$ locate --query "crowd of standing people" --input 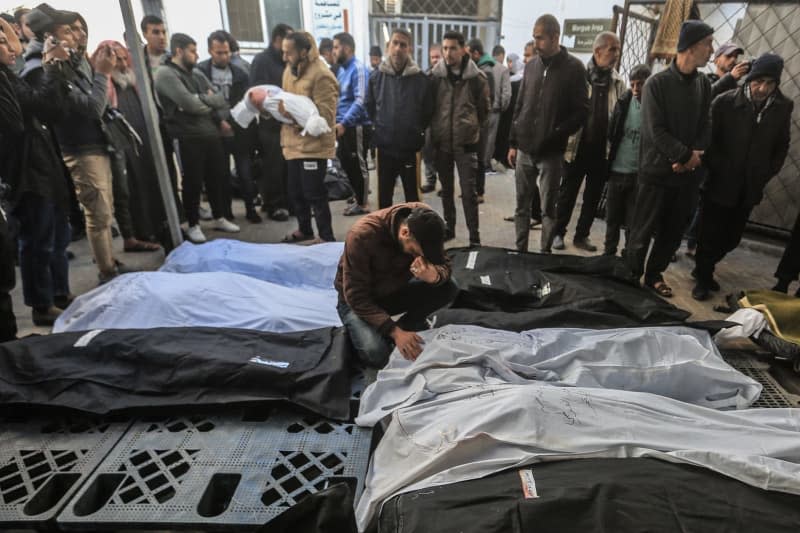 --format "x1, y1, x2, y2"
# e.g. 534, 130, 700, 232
1, 3, 799, 346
